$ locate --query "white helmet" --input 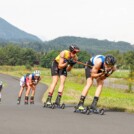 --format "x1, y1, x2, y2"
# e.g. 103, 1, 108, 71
33, 70, 41, 76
